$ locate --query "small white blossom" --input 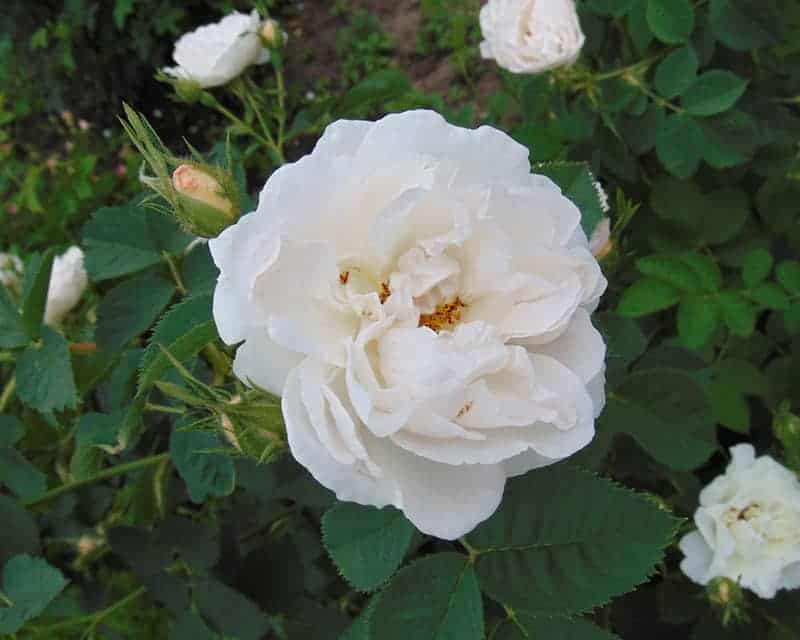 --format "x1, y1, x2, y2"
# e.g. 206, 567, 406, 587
44, 247, 88, 326
680, 444, 800, 599
163, 11, 270, 88
479, 0, 585, 74
210, 110, 606, 539
0, 252, 23, 294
